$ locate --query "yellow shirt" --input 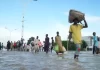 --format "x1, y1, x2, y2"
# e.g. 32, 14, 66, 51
69, 24, 83, 44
